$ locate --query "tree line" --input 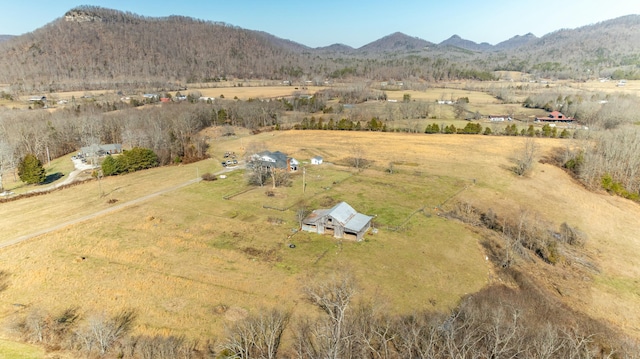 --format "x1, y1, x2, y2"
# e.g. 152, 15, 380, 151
560, 126, 640, 201
8, 269, 638, 358
292, 116, 574, 139
0, 98, 287, 185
